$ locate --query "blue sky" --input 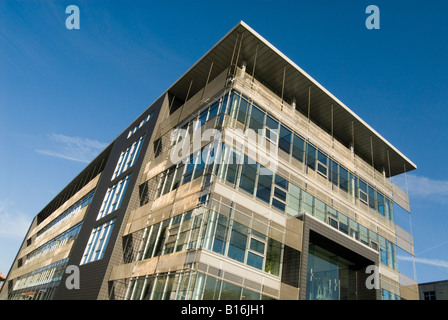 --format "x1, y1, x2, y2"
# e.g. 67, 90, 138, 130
0, 0, 447, 285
